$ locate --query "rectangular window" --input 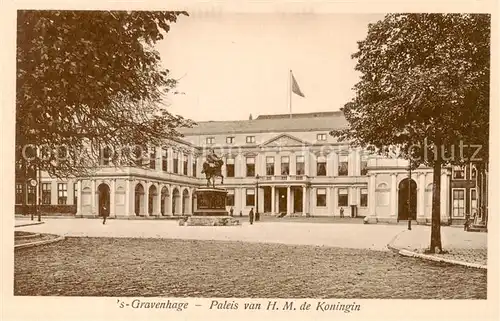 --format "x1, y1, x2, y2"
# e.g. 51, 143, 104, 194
296, 155, 305, 175
173, 152, 179, 174
42, 183, 51, 205
162, 148, 168, 172
192, 159, 197, 177
206, 137, 215, 144
470, 188, 477, 216
281, 156, 290, 175
183, 154, 188, 175
471, 165, 477, 181
317, 133, 327, 141
316, 155, 326, 176
226, 137, 235, 144
15, 183, 23, 204
452, 189, 465, 217
149, 147, 156, 169
452, 165, 465, 180
338, 188, 348, 207
266, 156, 275, 176
246, 136, 255, 144
226, 157, 235, 177
338, 155, 348, 176
57, 183, 68, 205
360, 155, 368, 176
246, 189, 255, 206
27, 186, 36, 204
73, 182, 78, 207
227, 190, 235, 206
316, 188, 327, 207
246, 157, 255, 177
360, 188, 368, 207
